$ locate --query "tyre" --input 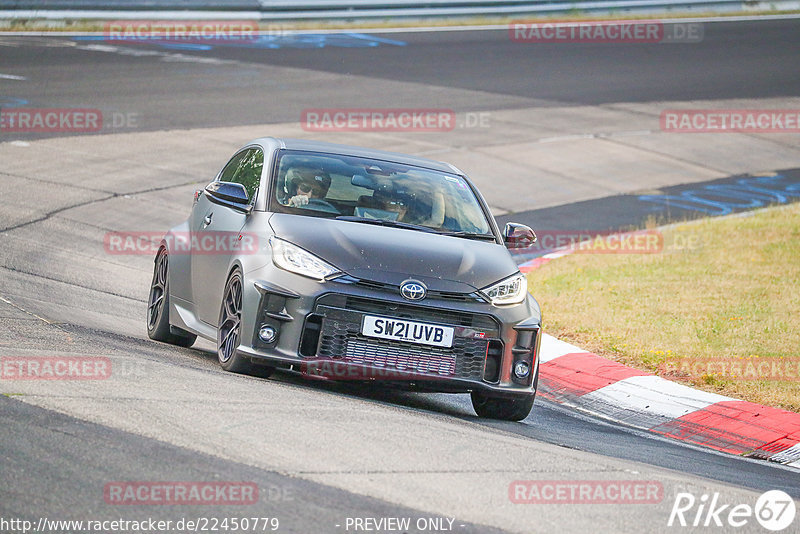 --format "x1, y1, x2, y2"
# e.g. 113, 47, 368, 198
471, 364, 539, 421
217, 269, 273, 377
147, 248, 197, 347
471, 391, 535, 421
